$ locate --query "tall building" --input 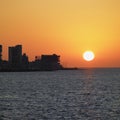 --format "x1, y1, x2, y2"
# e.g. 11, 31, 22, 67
0, 45, 2, 62
9, 45, 22, 68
